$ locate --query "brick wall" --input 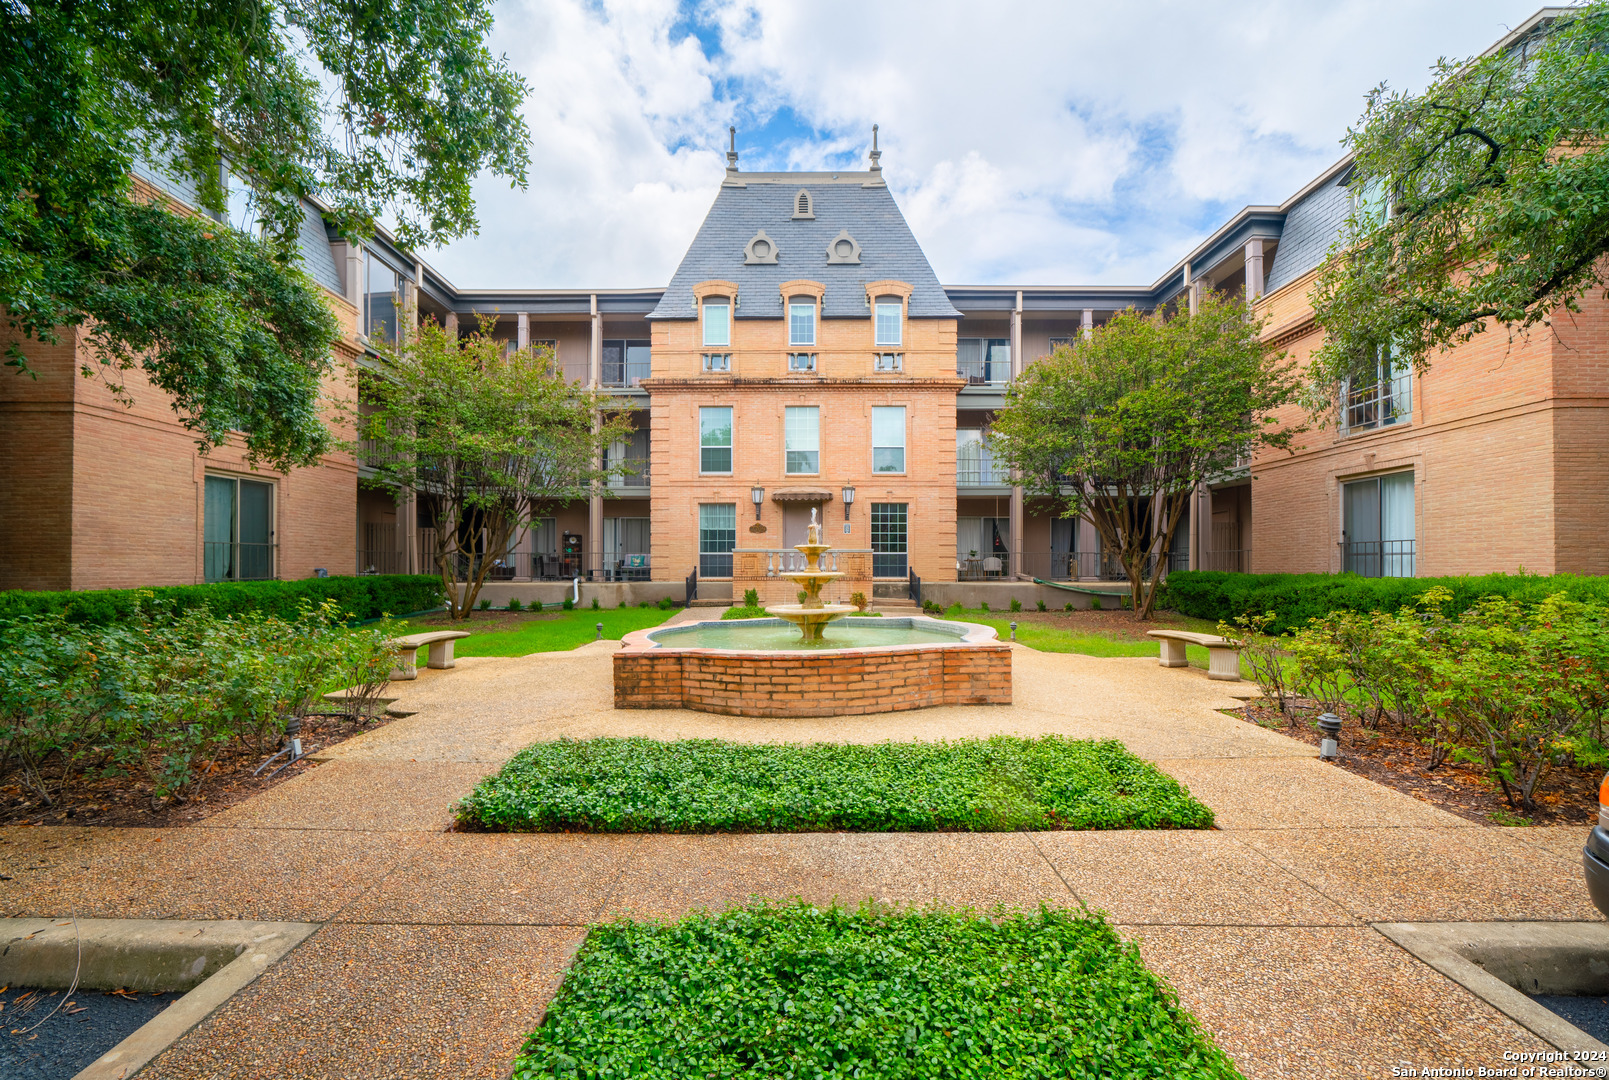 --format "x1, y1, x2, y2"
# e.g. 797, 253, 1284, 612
614, 642, 1012, 717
